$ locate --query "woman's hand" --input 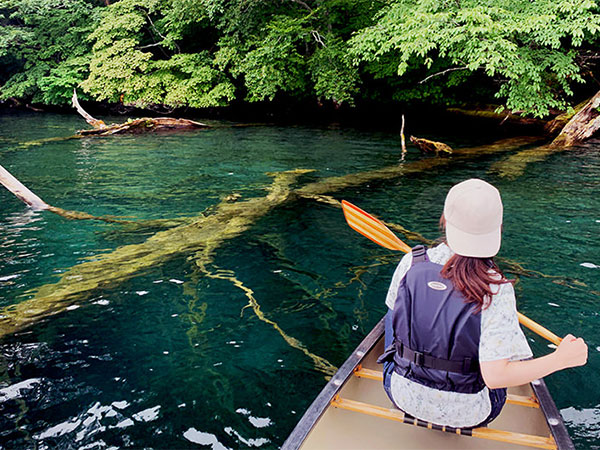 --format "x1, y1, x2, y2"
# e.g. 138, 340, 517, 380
481, 334, 588, 389
553, 334, 588, 370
